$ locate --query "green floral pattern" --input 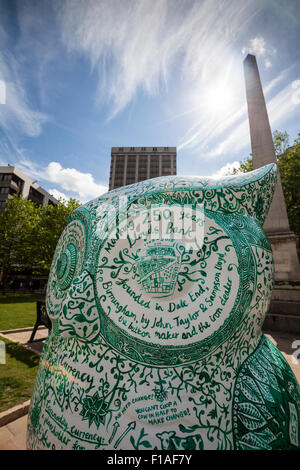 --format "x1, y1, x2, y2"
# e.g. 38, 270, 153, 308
27, 164, 300, 450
